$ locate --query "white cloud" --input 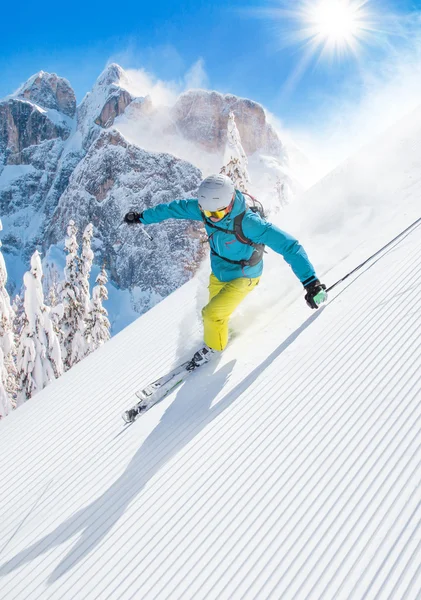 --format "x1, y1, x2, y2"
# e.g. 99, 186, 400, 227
122, 68, 178, 106
113, 58, 209, 108
184, 59, 209, 90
